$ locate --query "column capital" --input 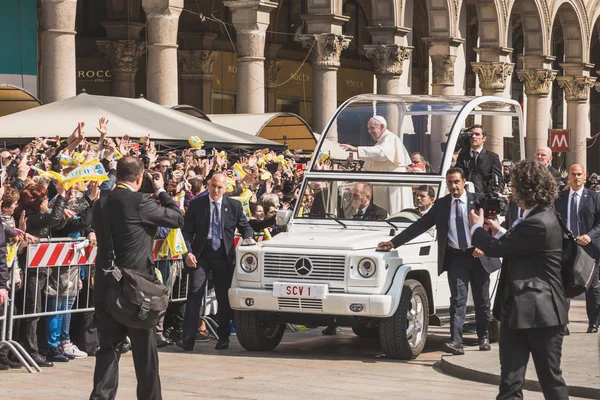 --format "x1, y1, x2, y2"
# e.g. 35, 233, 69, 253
178, 50, 217, 78
363, 44, 412, 77
431, 54, 457, 85
142, 0, 183, 16
556, 76, 596, 102
96, 40, 146, 73
516, 69, 557, 95
266, 60, 281, 85
471, 62, 514, 91
224, 1, 277, 59
299, 33, 352, 69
